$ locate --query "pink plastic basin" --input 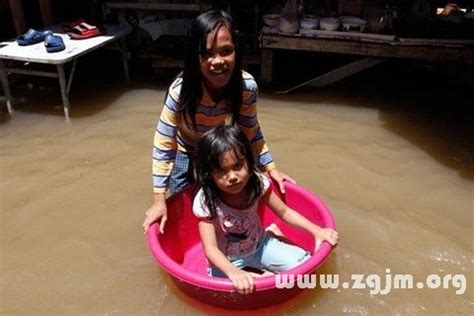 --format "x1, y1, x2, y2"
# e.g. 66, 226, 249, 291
146, 181, 336, 310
